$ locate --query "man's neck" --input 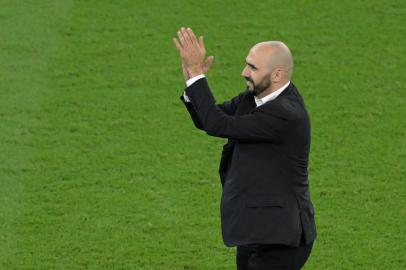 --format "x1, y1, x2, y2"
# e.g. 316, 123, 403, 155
256, 81, 290, 99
